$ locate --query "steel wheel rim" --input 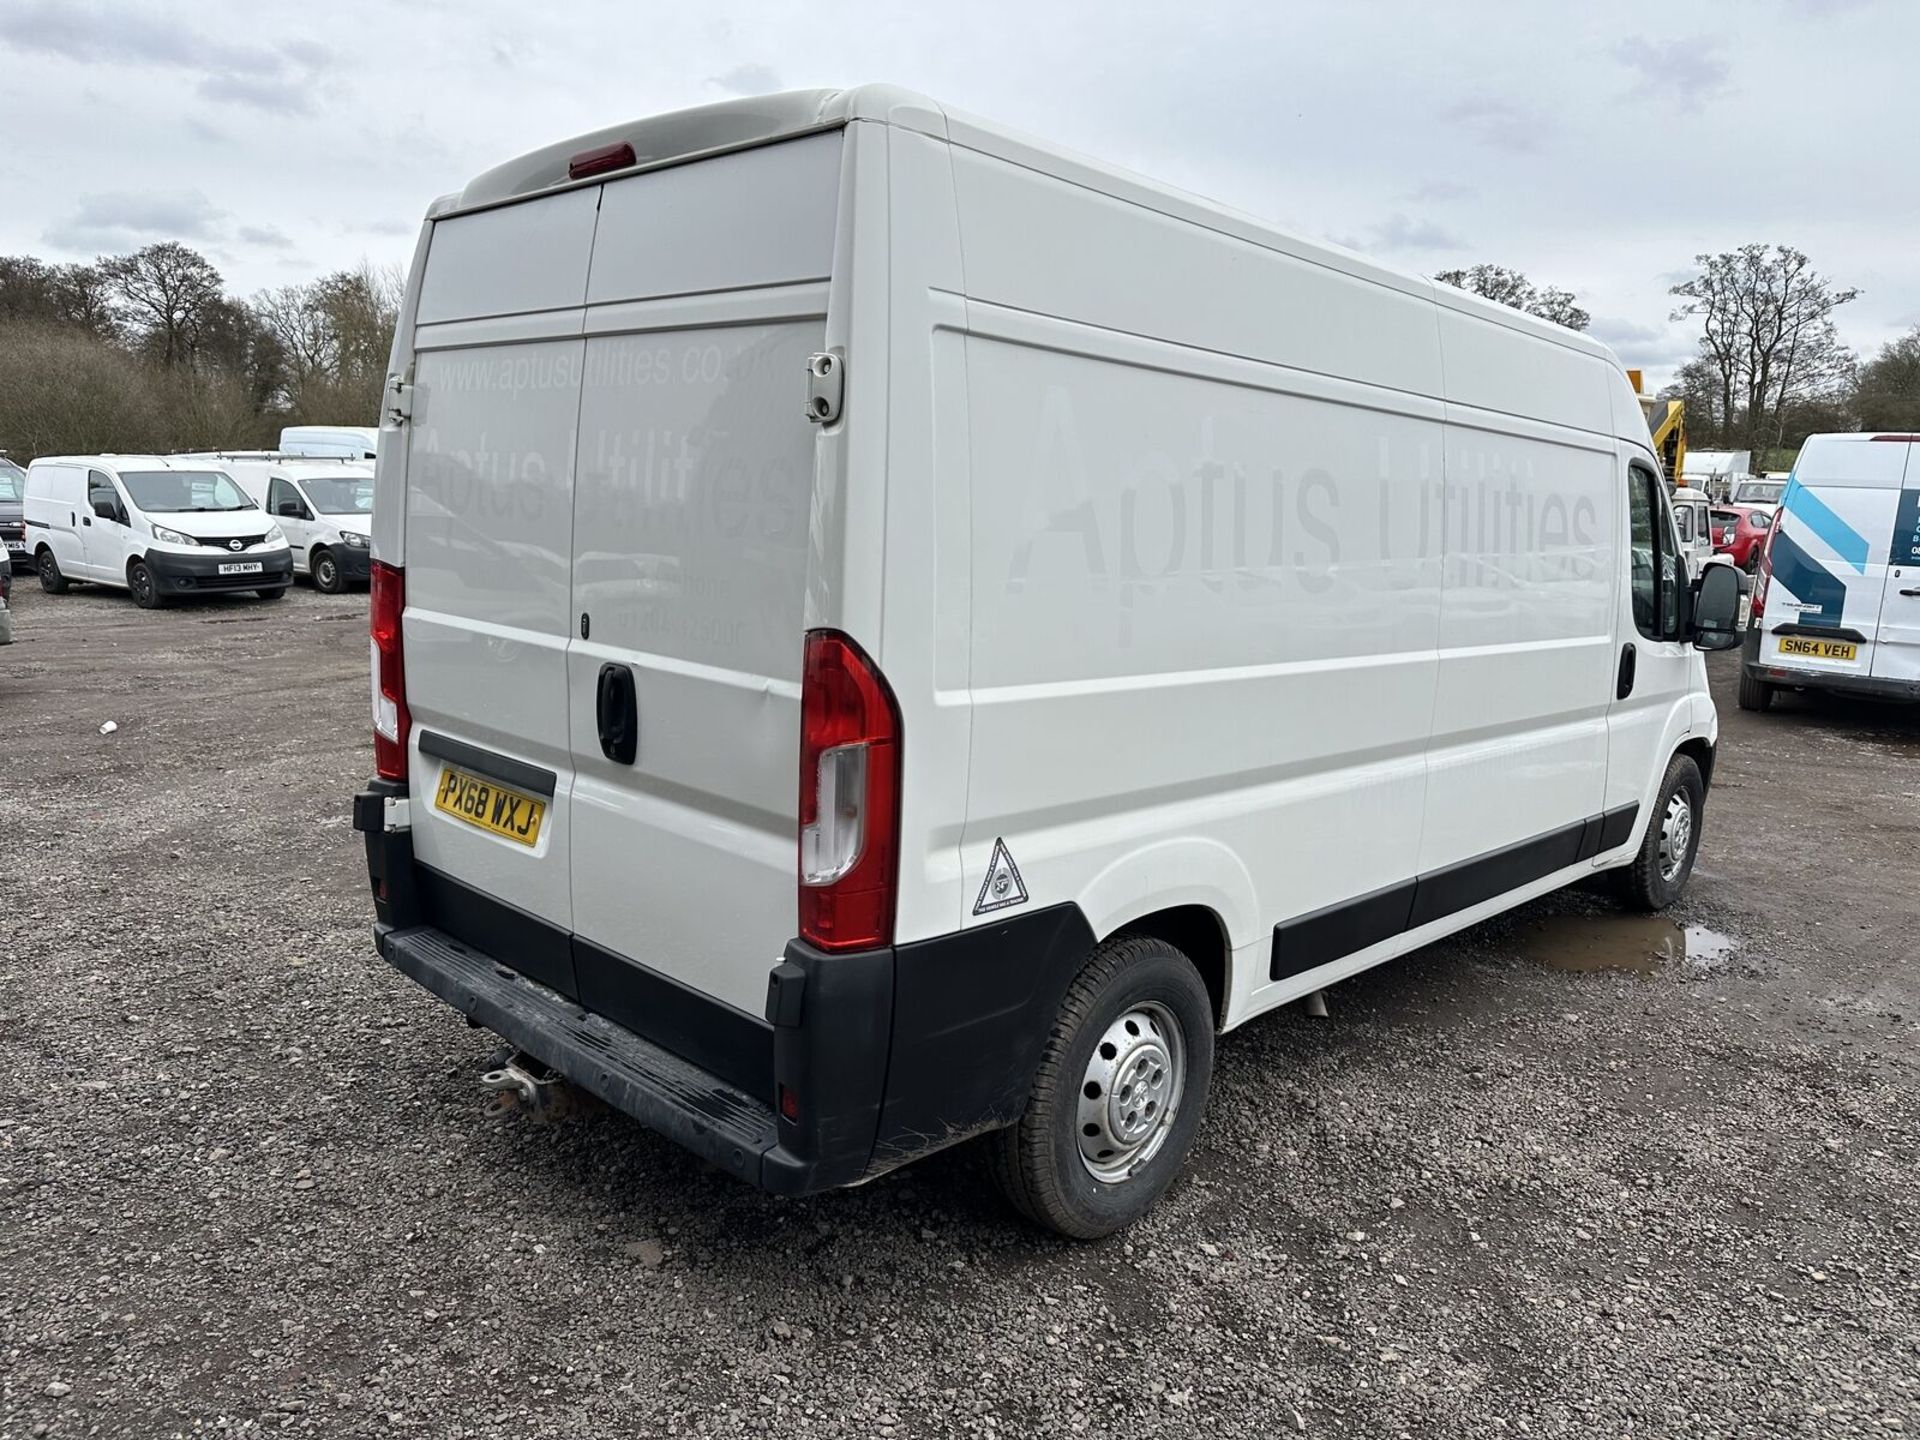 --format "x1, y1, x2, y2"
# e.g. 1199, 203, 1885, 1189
131, 565, 151, 603
1658, 791, 1694, 883
316, 554, 336, 588
1076, 1000, 1185, 1183
39, 553, 54, 584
